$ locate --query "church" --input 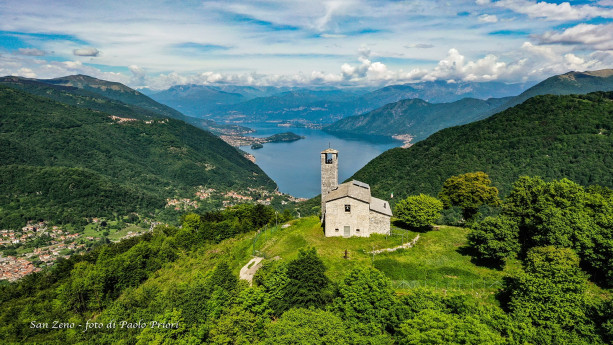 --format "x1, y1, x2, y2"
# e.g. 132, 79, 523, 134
320, 148, 392, 237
